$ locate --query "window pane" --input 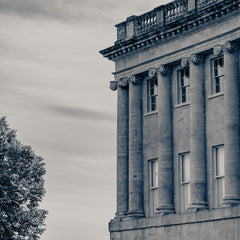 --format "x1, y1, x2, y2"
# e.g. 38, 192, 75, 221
183, 183, 190, 210
182, 154, 190, 182
151, 161, 158, 188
